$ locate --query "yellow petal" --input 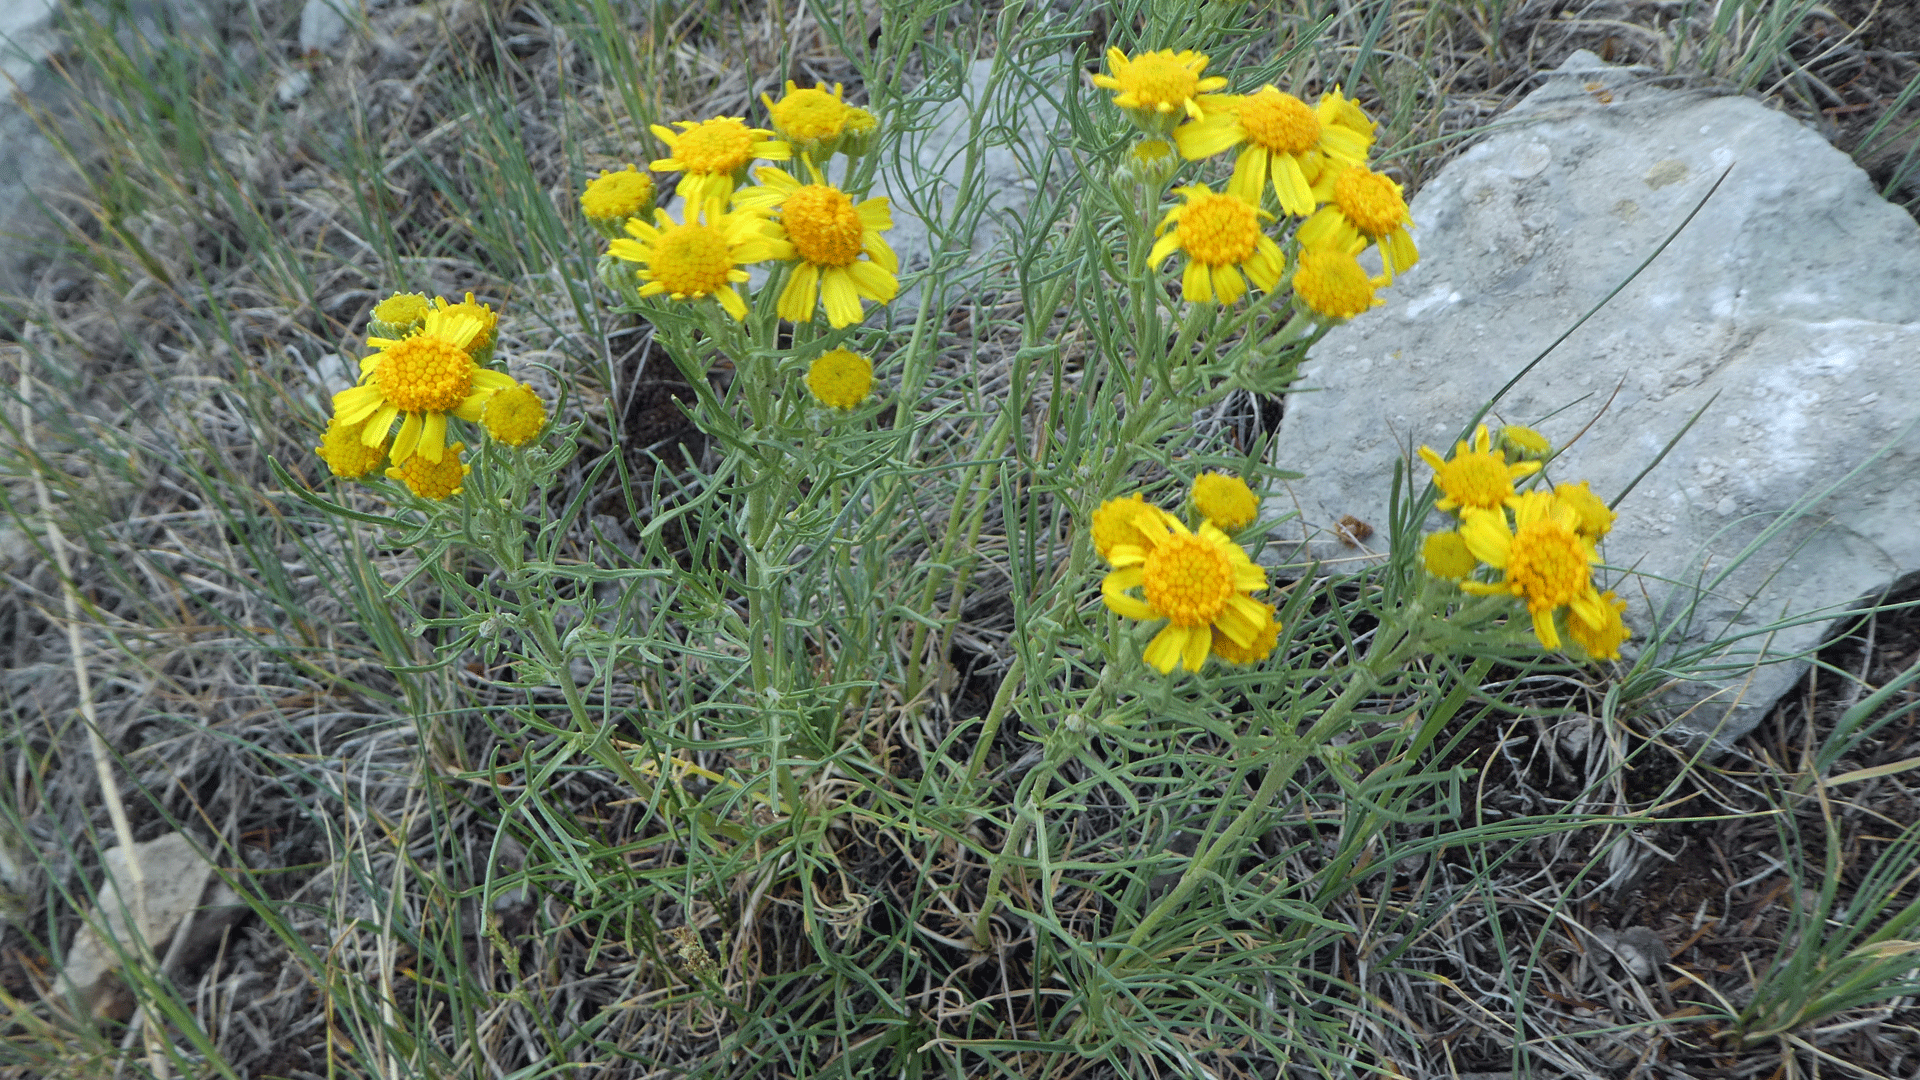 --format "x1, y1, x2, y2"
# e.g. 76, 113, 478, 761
1182, 259, 1211, 303
391, 411, 423, 465
1227, 144, 1268, 204
1181, 624, 1211, 671
846, 260, 898, 303
780, 264, 821, 322
820, 269, 863, 328
416, 412, 447, 463
717, 285, 749, 321
1142, 624, 1187, 674
360, 403, 398, 447
1272, 154, 1316, 217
